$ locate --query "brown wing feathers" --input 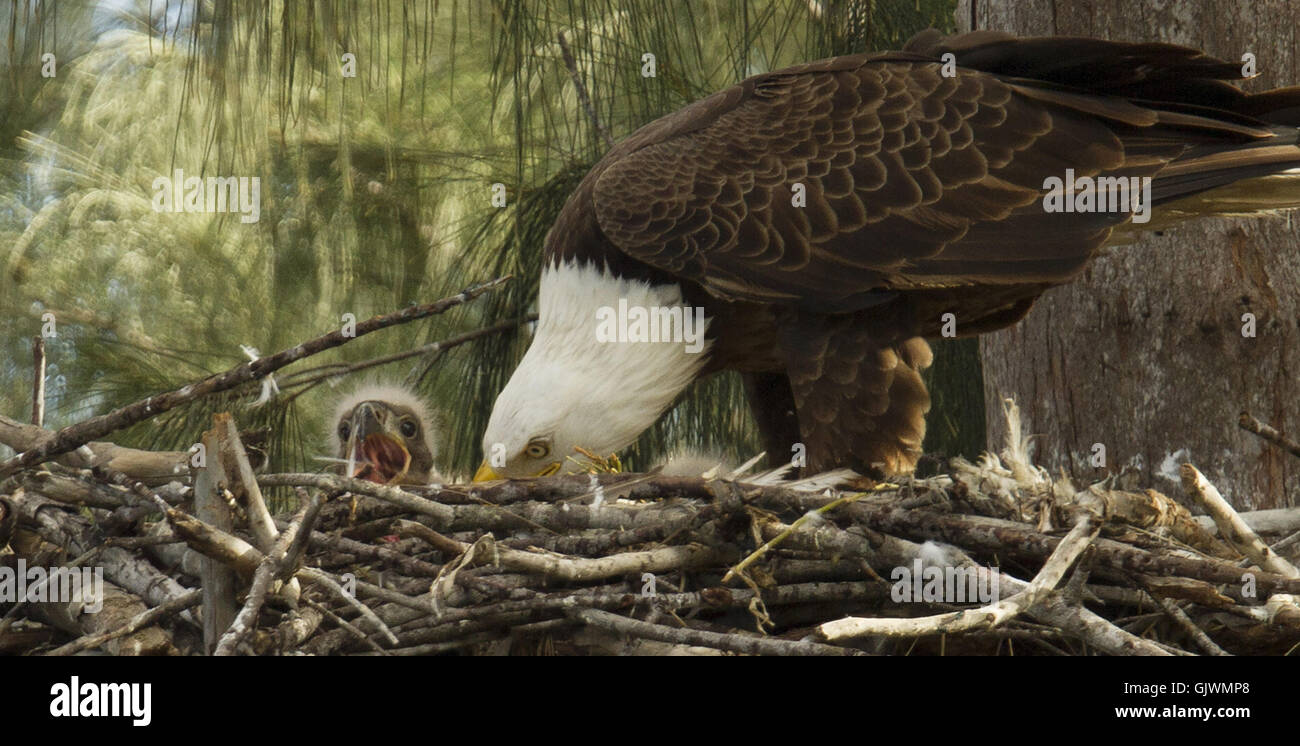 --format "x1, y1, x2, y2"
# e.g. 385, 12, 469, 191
587, 34, 1299, 310
553, 31, 1300, 476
